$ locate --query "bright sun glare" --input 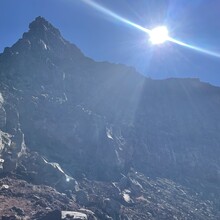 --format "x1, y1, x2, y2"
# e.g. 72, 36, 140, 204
149, 26, 169, 45
82, 0, 220, 58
